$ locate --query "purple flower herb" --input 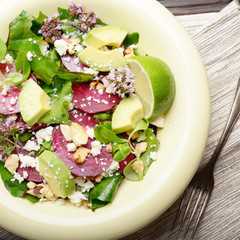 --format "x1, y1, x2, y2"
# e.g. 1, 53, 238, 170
69, 1, 98, 32
77, 11, 98, 33
39, 14, 62, 41
68, 1, 84, 17
102, 66, 136, 98
0, 115, 21, 160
